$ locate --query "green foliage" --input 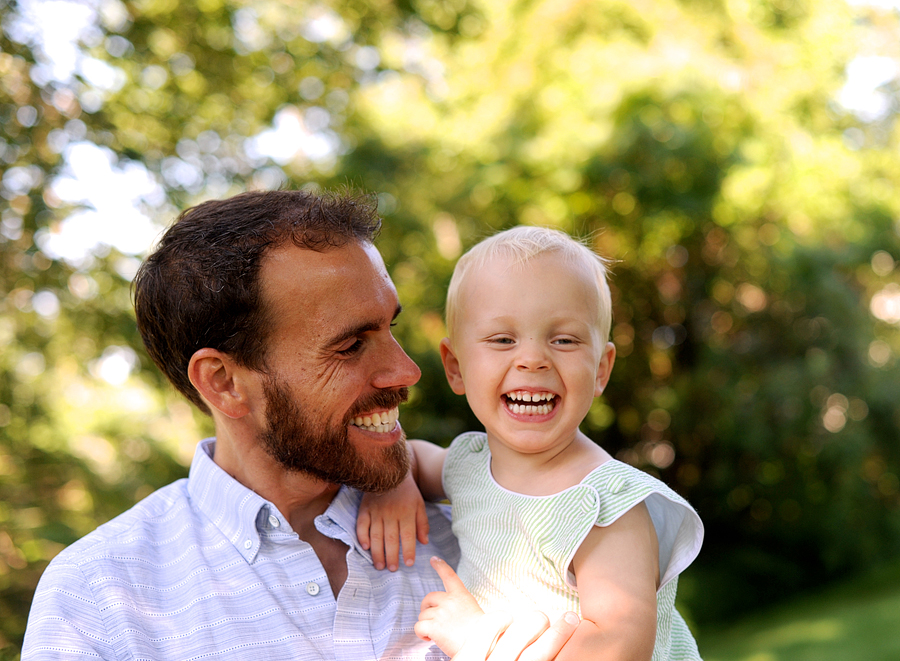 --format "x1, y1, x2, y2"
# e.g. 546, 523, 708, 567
698, 561, 900, 660
1, 0, 899, 655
